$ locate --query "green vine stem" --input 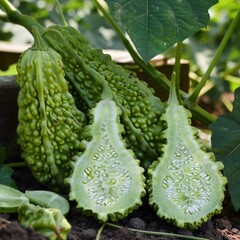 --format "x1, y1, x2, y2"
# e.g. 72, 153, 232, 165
0, 0, 44, 35
96, 223, 106, 240
93, 0, 215, 126
173, 41, 183, 104
5, 162, 26, 168
188, 9, 240, 103
55, 0, 68, 26
105, 223, 209, 240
